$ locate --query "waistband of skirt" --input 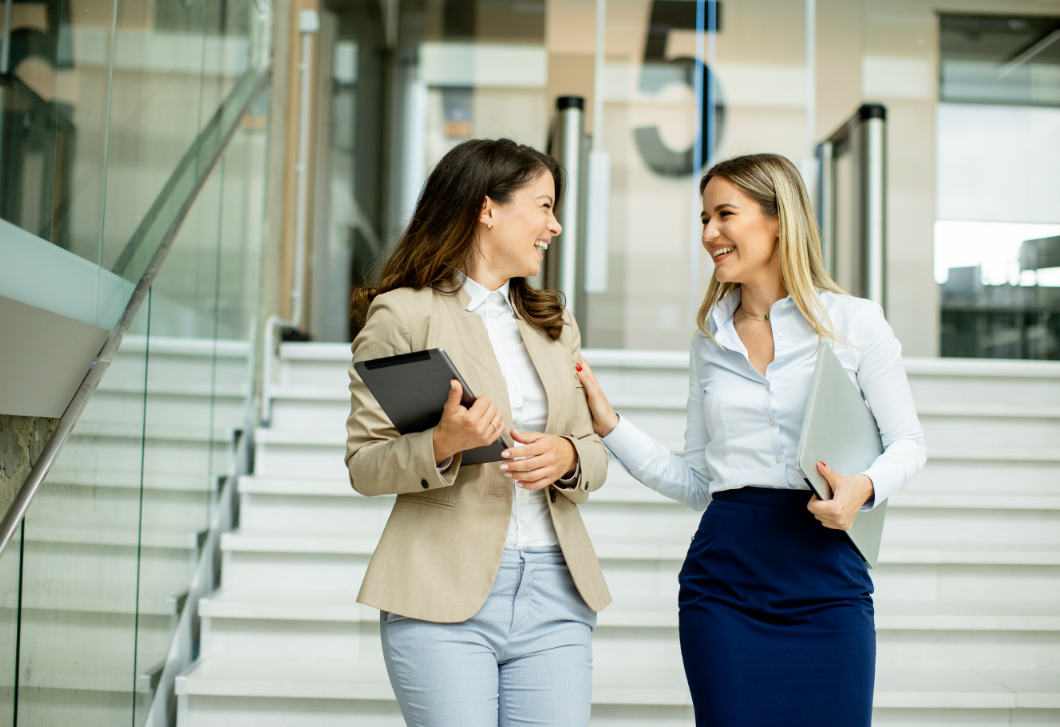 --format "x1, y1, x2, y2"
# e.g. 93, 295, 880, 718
501, 545, 565, 565
712, 486, 814, 508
